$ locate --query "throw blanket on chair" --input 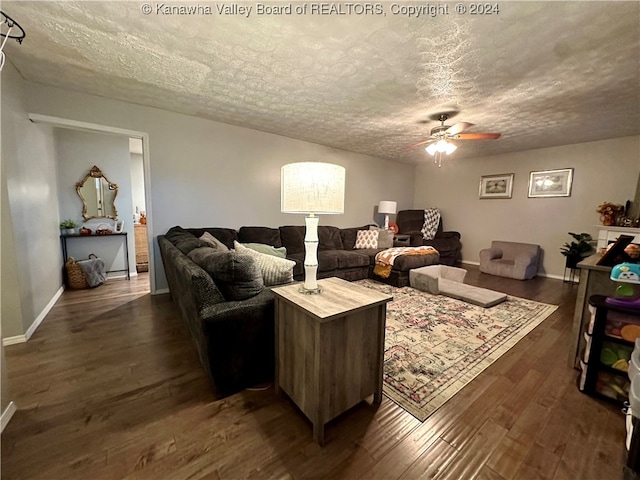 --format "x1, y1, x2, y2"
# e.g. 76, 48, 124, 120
373, 246, 439, 278
421, 208, 441, 240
